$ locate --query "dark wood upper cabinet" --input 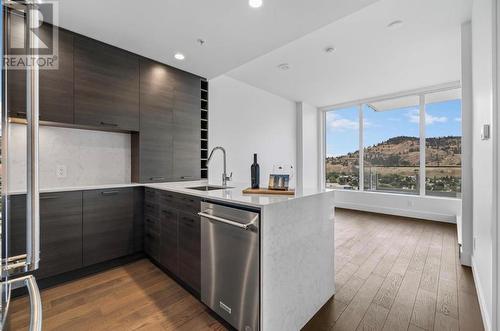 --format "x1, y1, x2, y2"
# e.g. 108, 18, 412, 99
82, 188, 135, 266
5, 192, 83, 279
74, 36, 140, 131
172, 70, 201, 181
133, 60, 201, 183
133, 59, 175, 183
6, 13, 74, 124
